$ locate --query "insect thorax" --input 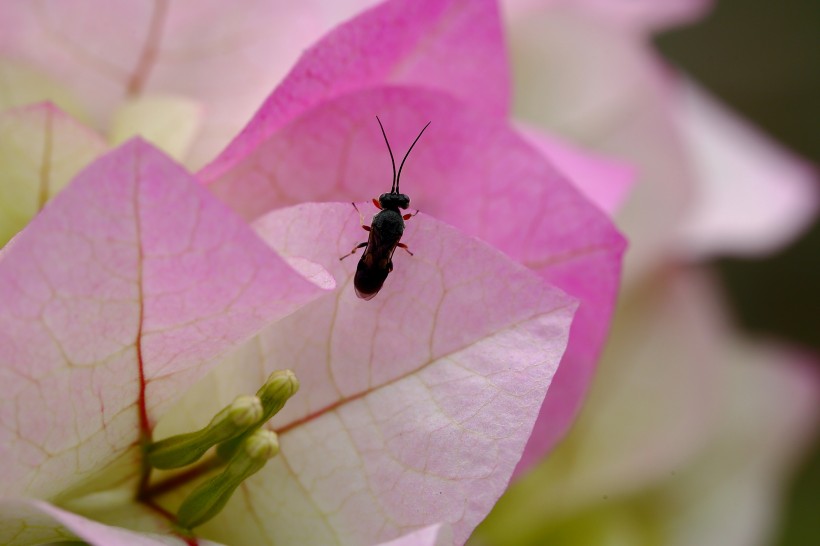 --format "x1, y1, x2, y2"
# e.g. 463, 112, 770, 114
372, 209, 405, 242
378, 192, 410, 210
